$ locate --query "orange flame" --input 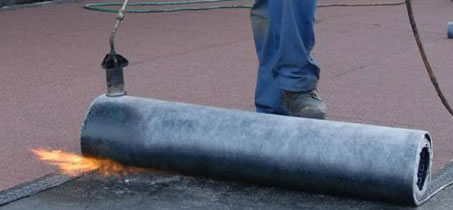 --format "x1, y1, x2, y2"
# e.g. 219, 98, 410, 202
31, 149, 142, 176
